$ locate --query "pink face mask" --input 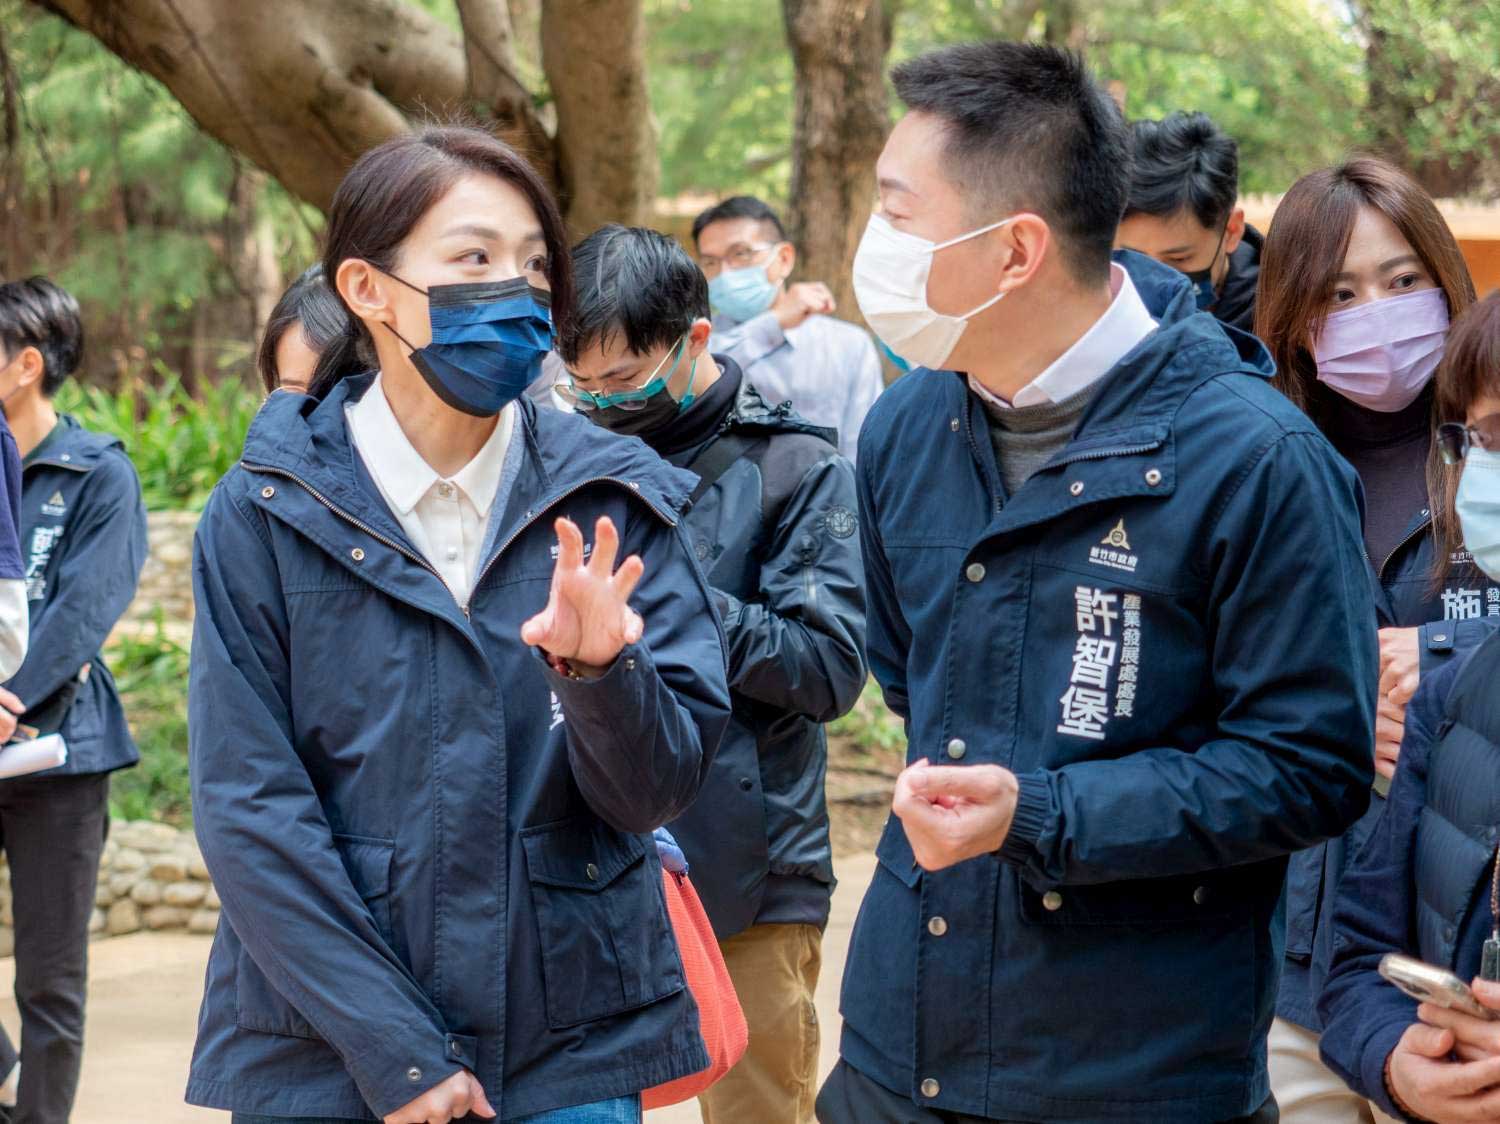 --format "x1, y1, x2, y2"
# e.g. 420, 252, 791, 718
1313, 287, 1450, 413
